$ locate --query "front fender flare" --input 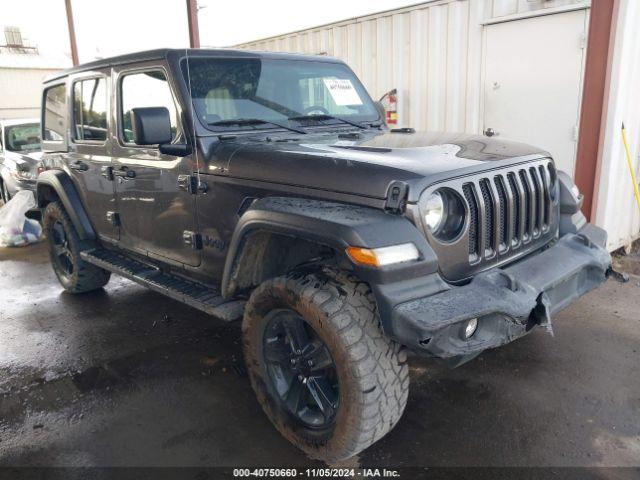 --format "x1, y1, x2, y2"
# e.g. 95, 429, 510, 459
36, 170, 96, 240
221, 197, 438, 298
